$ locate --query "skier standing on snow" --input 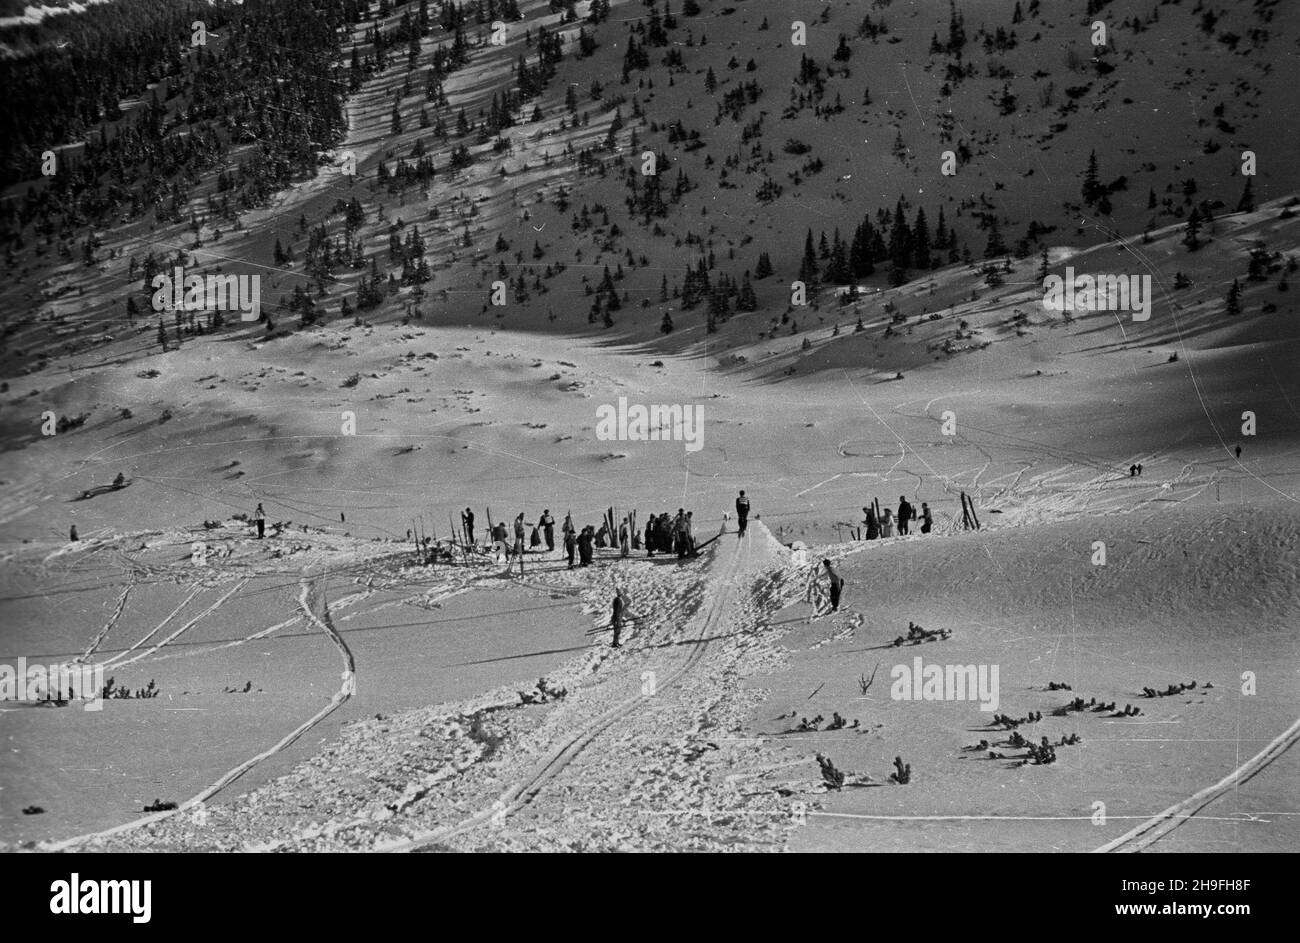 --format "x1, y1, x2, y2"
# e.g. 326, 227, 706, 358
610, 590, 625, 648
513, 513, 527, 558
736, 490, 750, 535
897, 496, 914, 536
564, 526, 577, 568
540, 509, 556, 552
